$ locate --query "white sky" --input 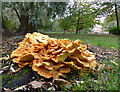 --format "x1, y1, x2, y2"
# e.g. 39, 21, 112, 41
69, 0, 113, 2
93, 17, 106, 30
96, 16, 106, 25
